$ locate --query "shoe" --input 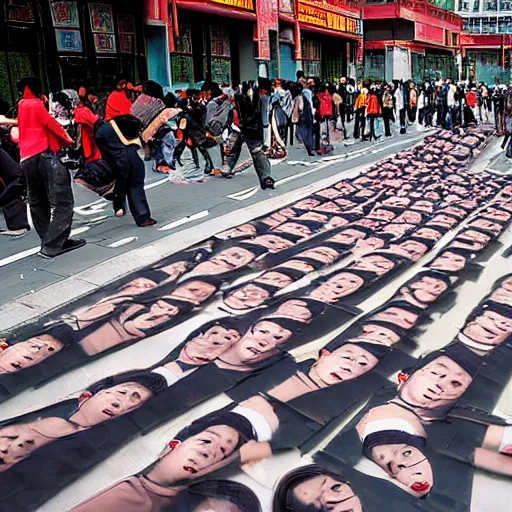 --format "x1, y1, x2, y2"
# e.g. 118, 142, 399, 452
0, 228, 29, 236
40, 238, 86, 258
155, 165, 171, 174
221, 169, 235, 178
137, 218, 157, 227
261, 177, 275, 190
203, 167, 213, 175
